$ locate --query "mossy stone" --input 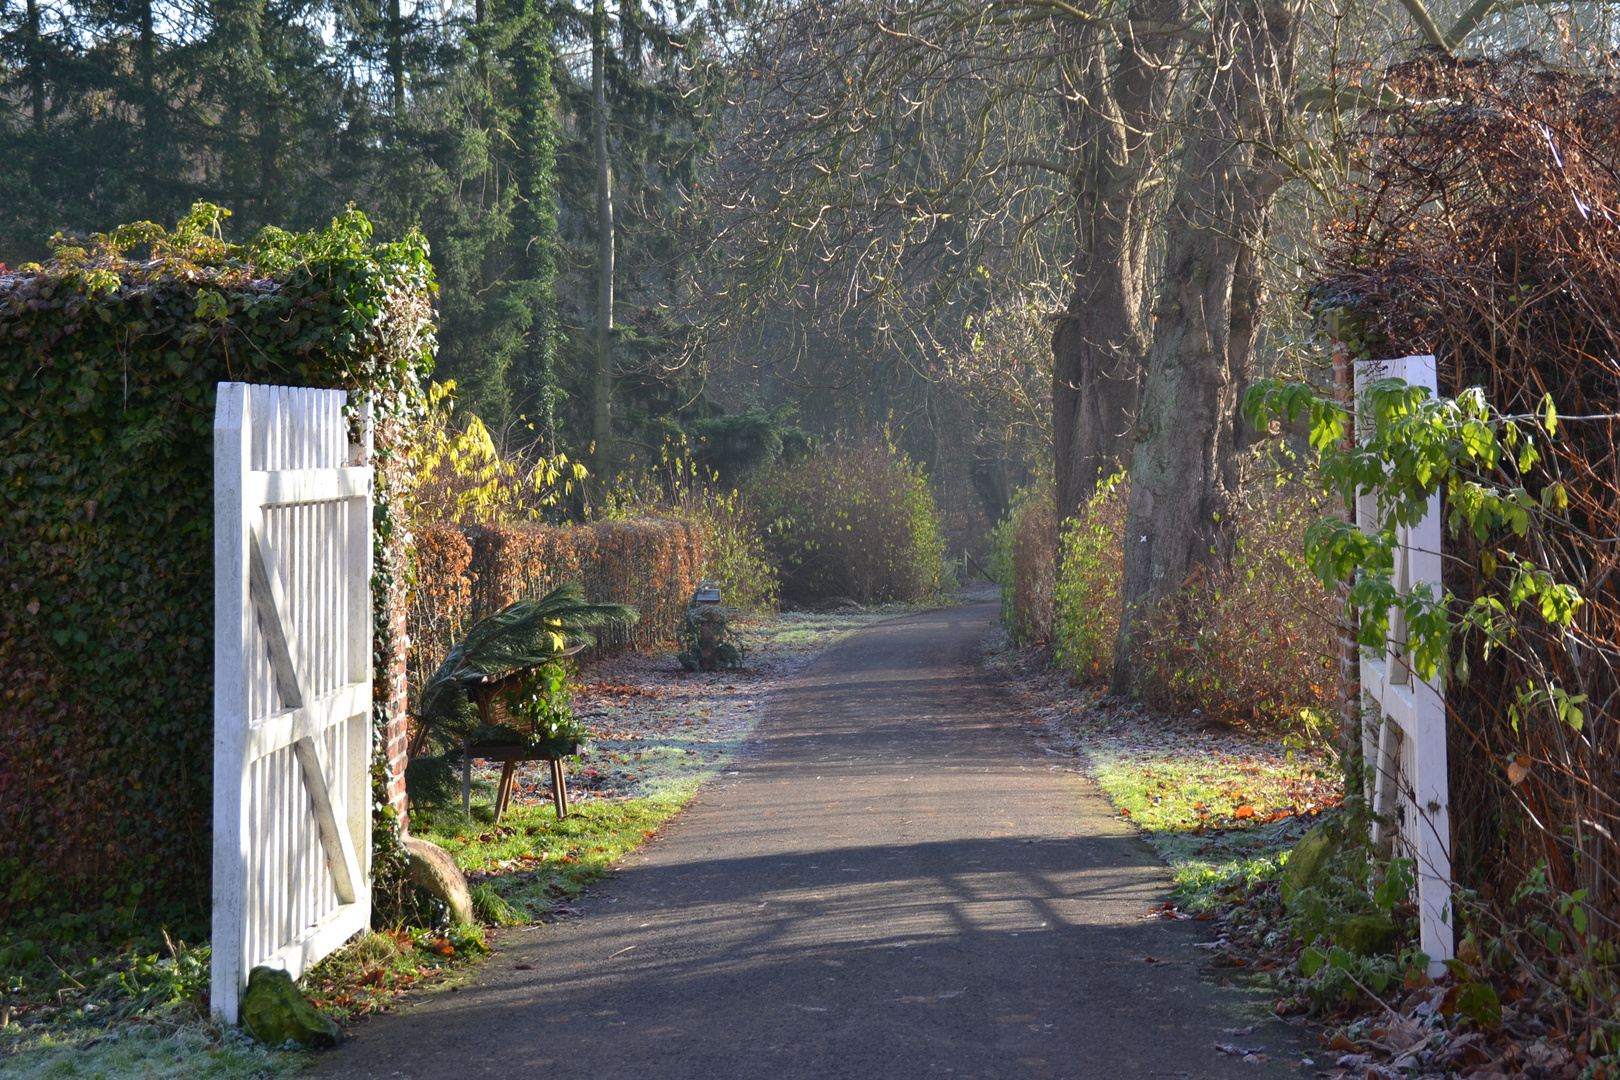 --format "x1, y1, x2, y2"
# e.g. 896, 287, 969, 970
1336, 914, 1398, 957
1281, 823, 1339, 908
241, 966, 342, 1048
